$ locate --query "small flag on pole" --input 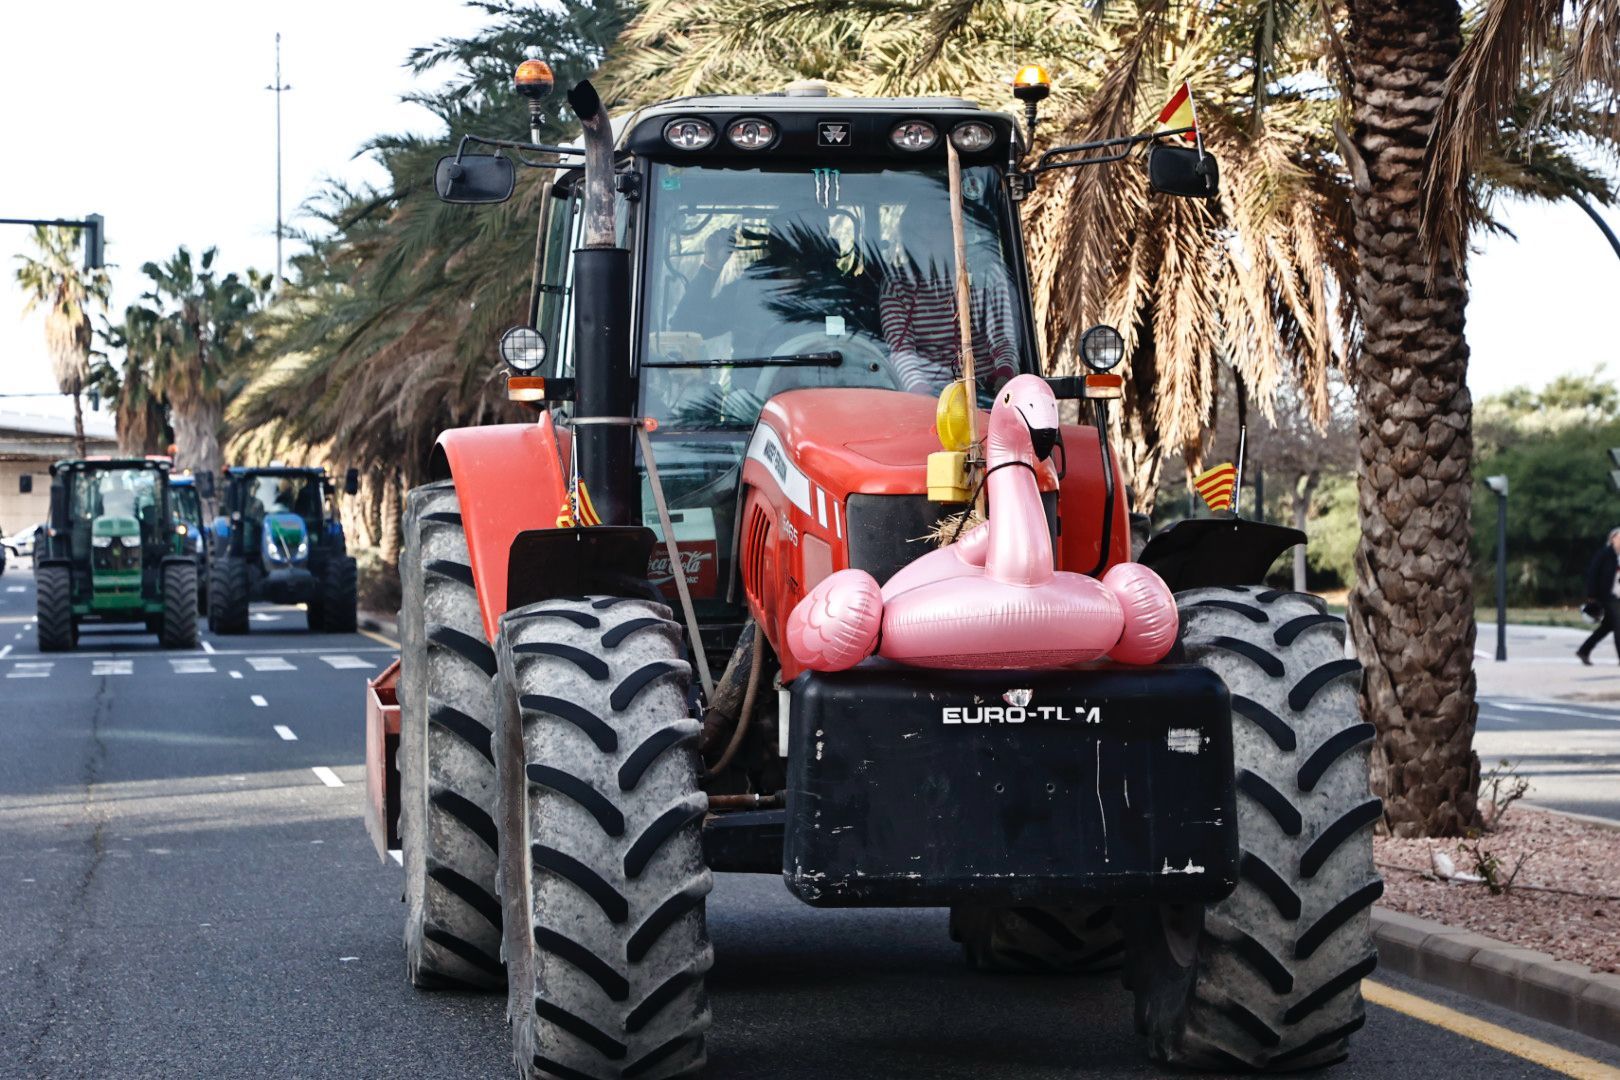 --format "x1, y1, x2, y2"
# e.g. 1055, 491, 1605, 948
556, 481, 603, 528
1156, 81, 1199, 145
1192, 462, 1237, 513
